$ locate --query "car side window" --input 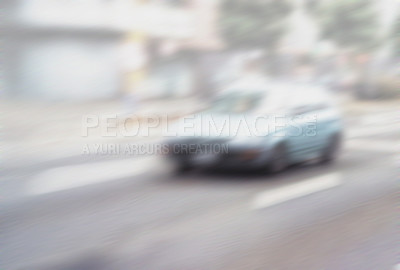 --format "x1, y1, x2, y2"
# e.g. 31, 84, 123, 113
290, 102, 329, 116
313, 103, 330, 111
290, 105, 313, 116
